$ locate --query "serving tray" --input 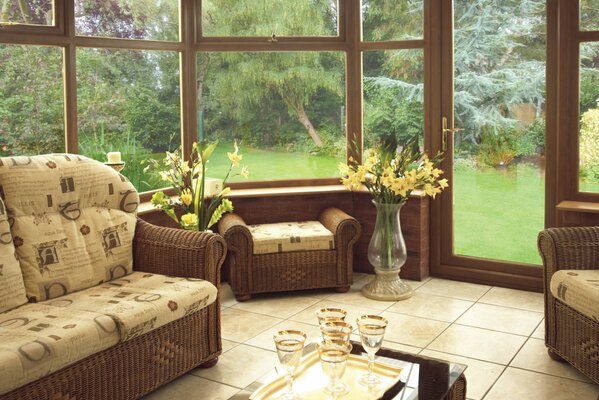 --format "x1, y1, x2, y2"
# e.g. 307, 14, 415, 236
250, 350, 403, 400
